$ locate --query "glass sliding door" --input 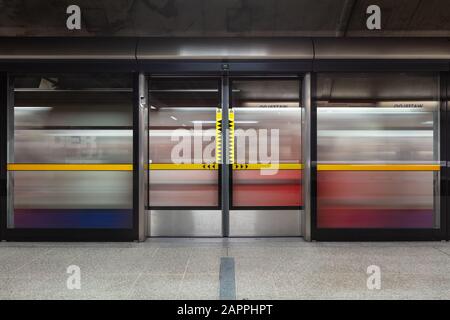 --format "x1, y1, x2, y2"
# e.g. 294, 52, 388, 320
229, 78, 303, 236
148, 77, 222, 236
315, 73, 441, 230
8, 73, 133, 230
